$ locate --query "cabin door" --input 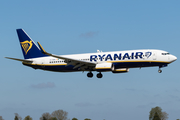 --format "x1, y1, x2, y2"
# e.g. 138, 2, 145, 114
153, 52, 157, 60
41, 59, 45, 68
